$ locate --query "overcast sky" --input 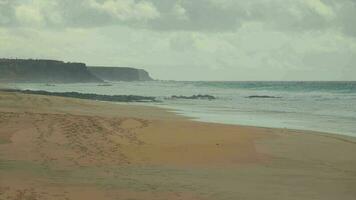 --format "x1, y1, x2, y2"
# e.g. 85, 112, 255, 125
1, 0, 355, 80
